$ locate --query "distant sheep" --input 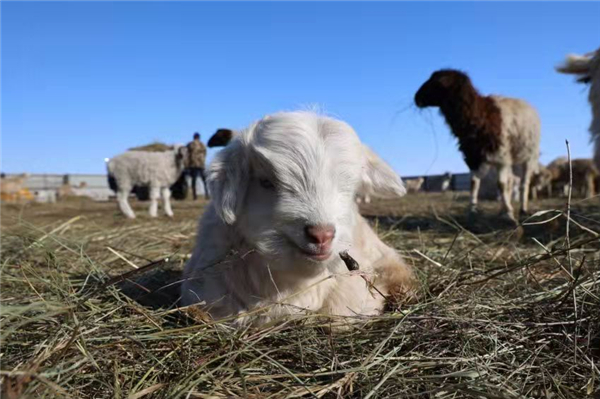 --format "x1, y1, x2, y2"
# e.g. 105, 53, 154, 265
557, 48, 600, 169
415, 69, 541, 221
545, 158, 598, 198
34, 190, 57, 204
440, 172, 452, 192
207, 129, 237, 148
405, 177, 425, 193
107, 147, 188, 218
530, 163, 553, 200
181, 111, 415, 327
